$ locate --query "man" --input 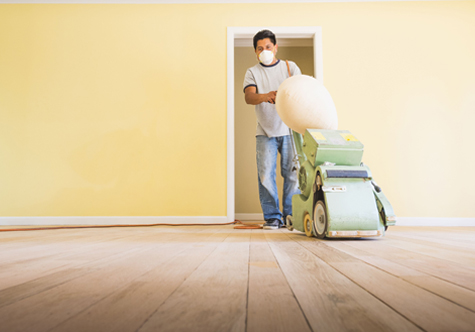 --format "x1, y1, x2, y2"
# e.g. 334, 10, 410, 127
243, 29, 301, 230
